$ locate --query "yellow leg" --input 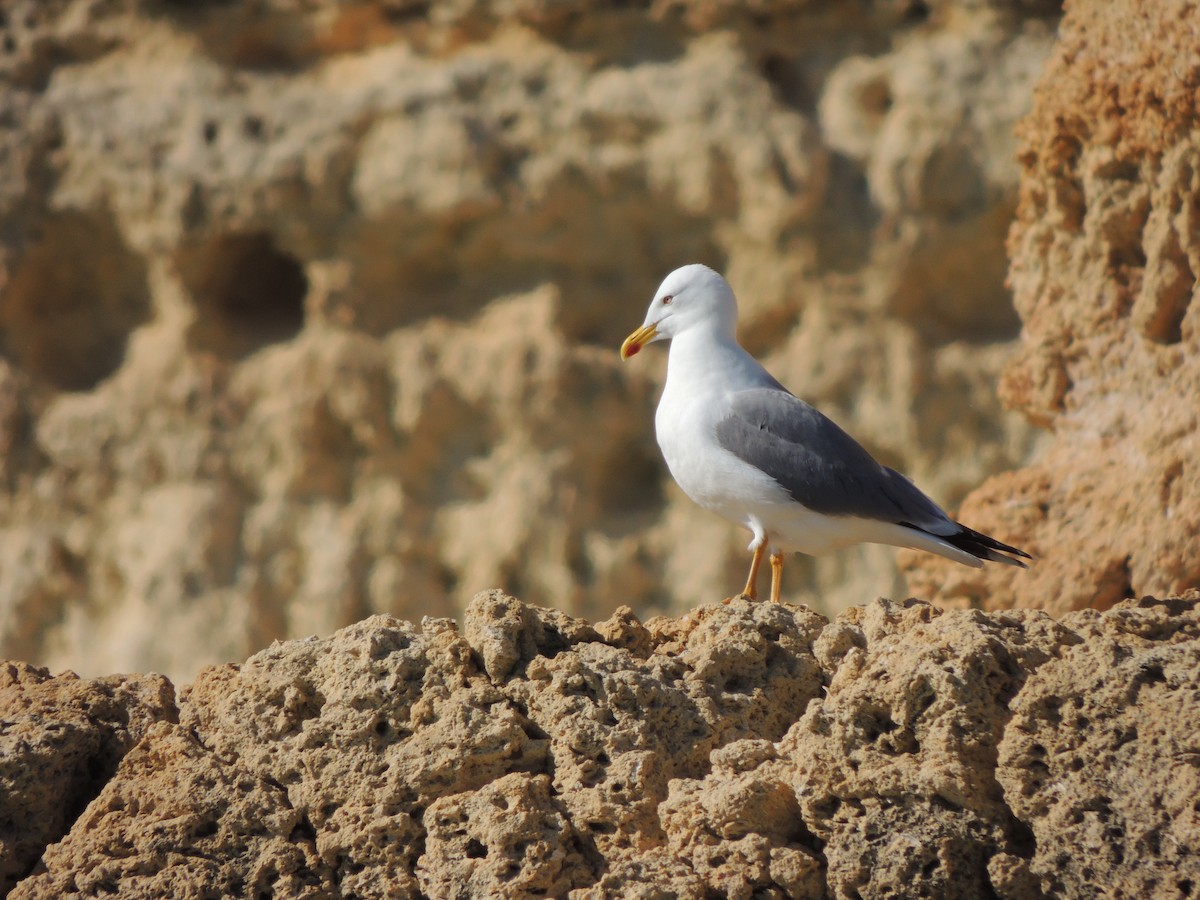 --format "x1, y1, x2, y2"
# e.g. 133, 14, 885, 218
769, 552, 784, 603
741, 542, 766, 601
